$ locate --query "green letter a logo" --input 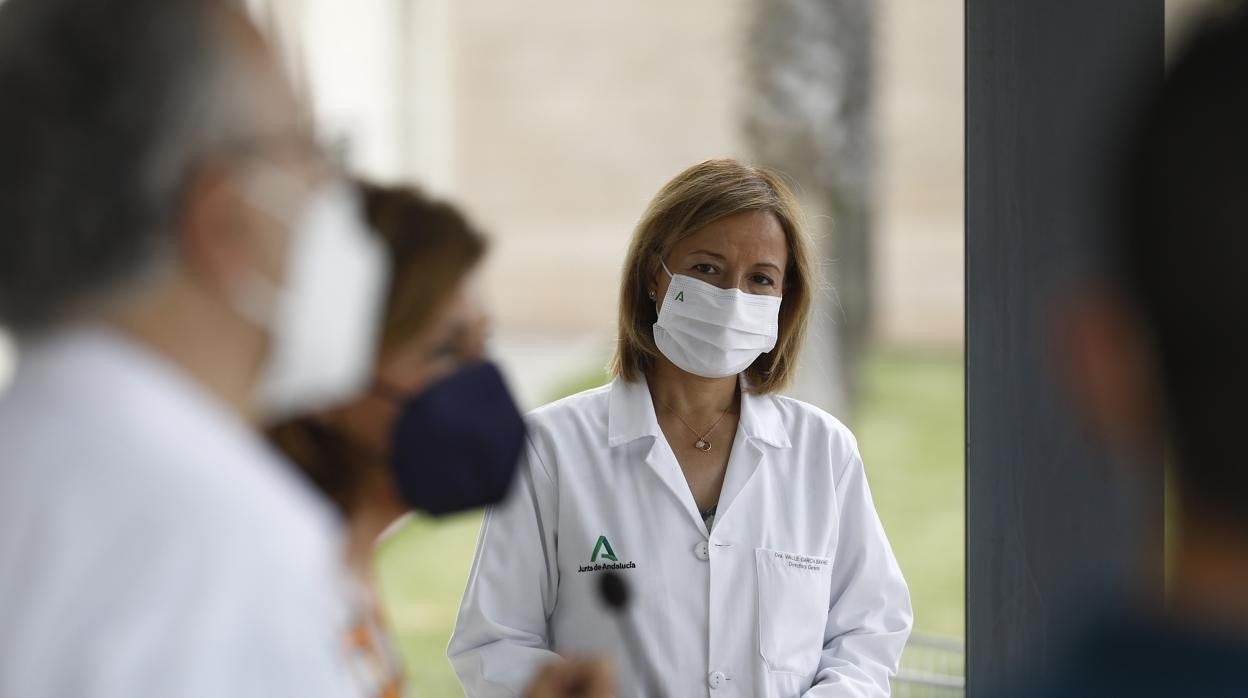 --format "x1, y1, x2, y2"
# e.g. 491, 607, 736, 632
591, 535, 618, 563
675, 291, 685, 302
